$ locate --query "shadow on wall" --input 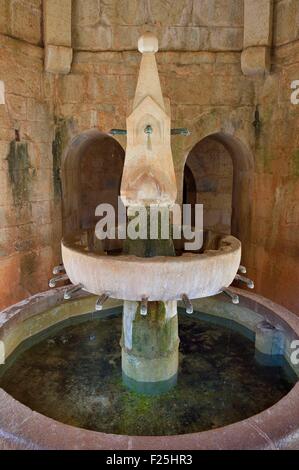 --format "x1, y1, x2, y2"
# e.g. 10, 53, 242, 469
184, 132, 254, 243
61, 130, 125, 238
